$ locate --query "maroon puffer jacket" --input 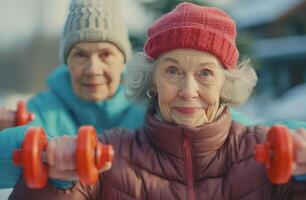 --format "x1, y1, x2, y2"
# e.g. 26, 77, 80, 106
9, 108, 306, 200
